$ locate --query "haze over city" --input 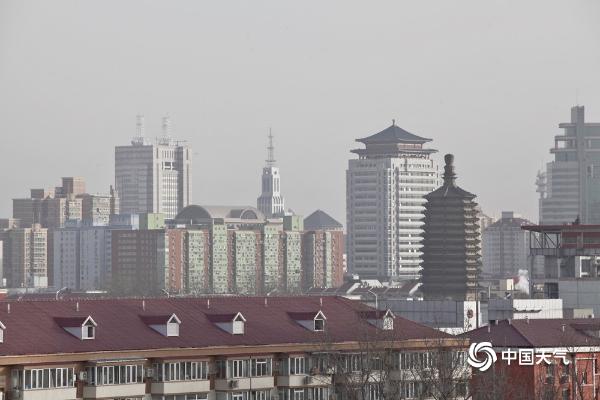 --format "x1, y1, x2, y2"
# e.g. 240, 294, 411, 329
1, 0, 599, 223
